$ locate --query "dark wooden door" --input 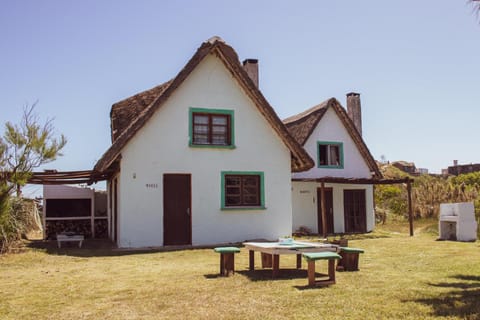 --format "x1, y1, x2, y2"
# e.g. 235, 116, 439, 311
344, 189, 366, 233
317, 188, 334, 235
163, 174, 192, 245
